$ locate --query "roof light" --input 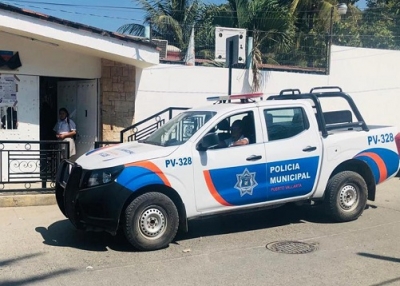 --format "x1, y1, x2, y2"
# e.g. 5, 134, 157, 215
207, 92, 263, 102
